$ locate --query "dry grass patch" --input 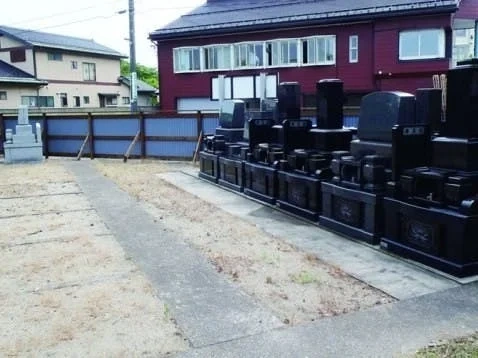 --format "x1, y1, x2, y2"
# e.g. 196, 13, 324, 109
96, 159, 394, 325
